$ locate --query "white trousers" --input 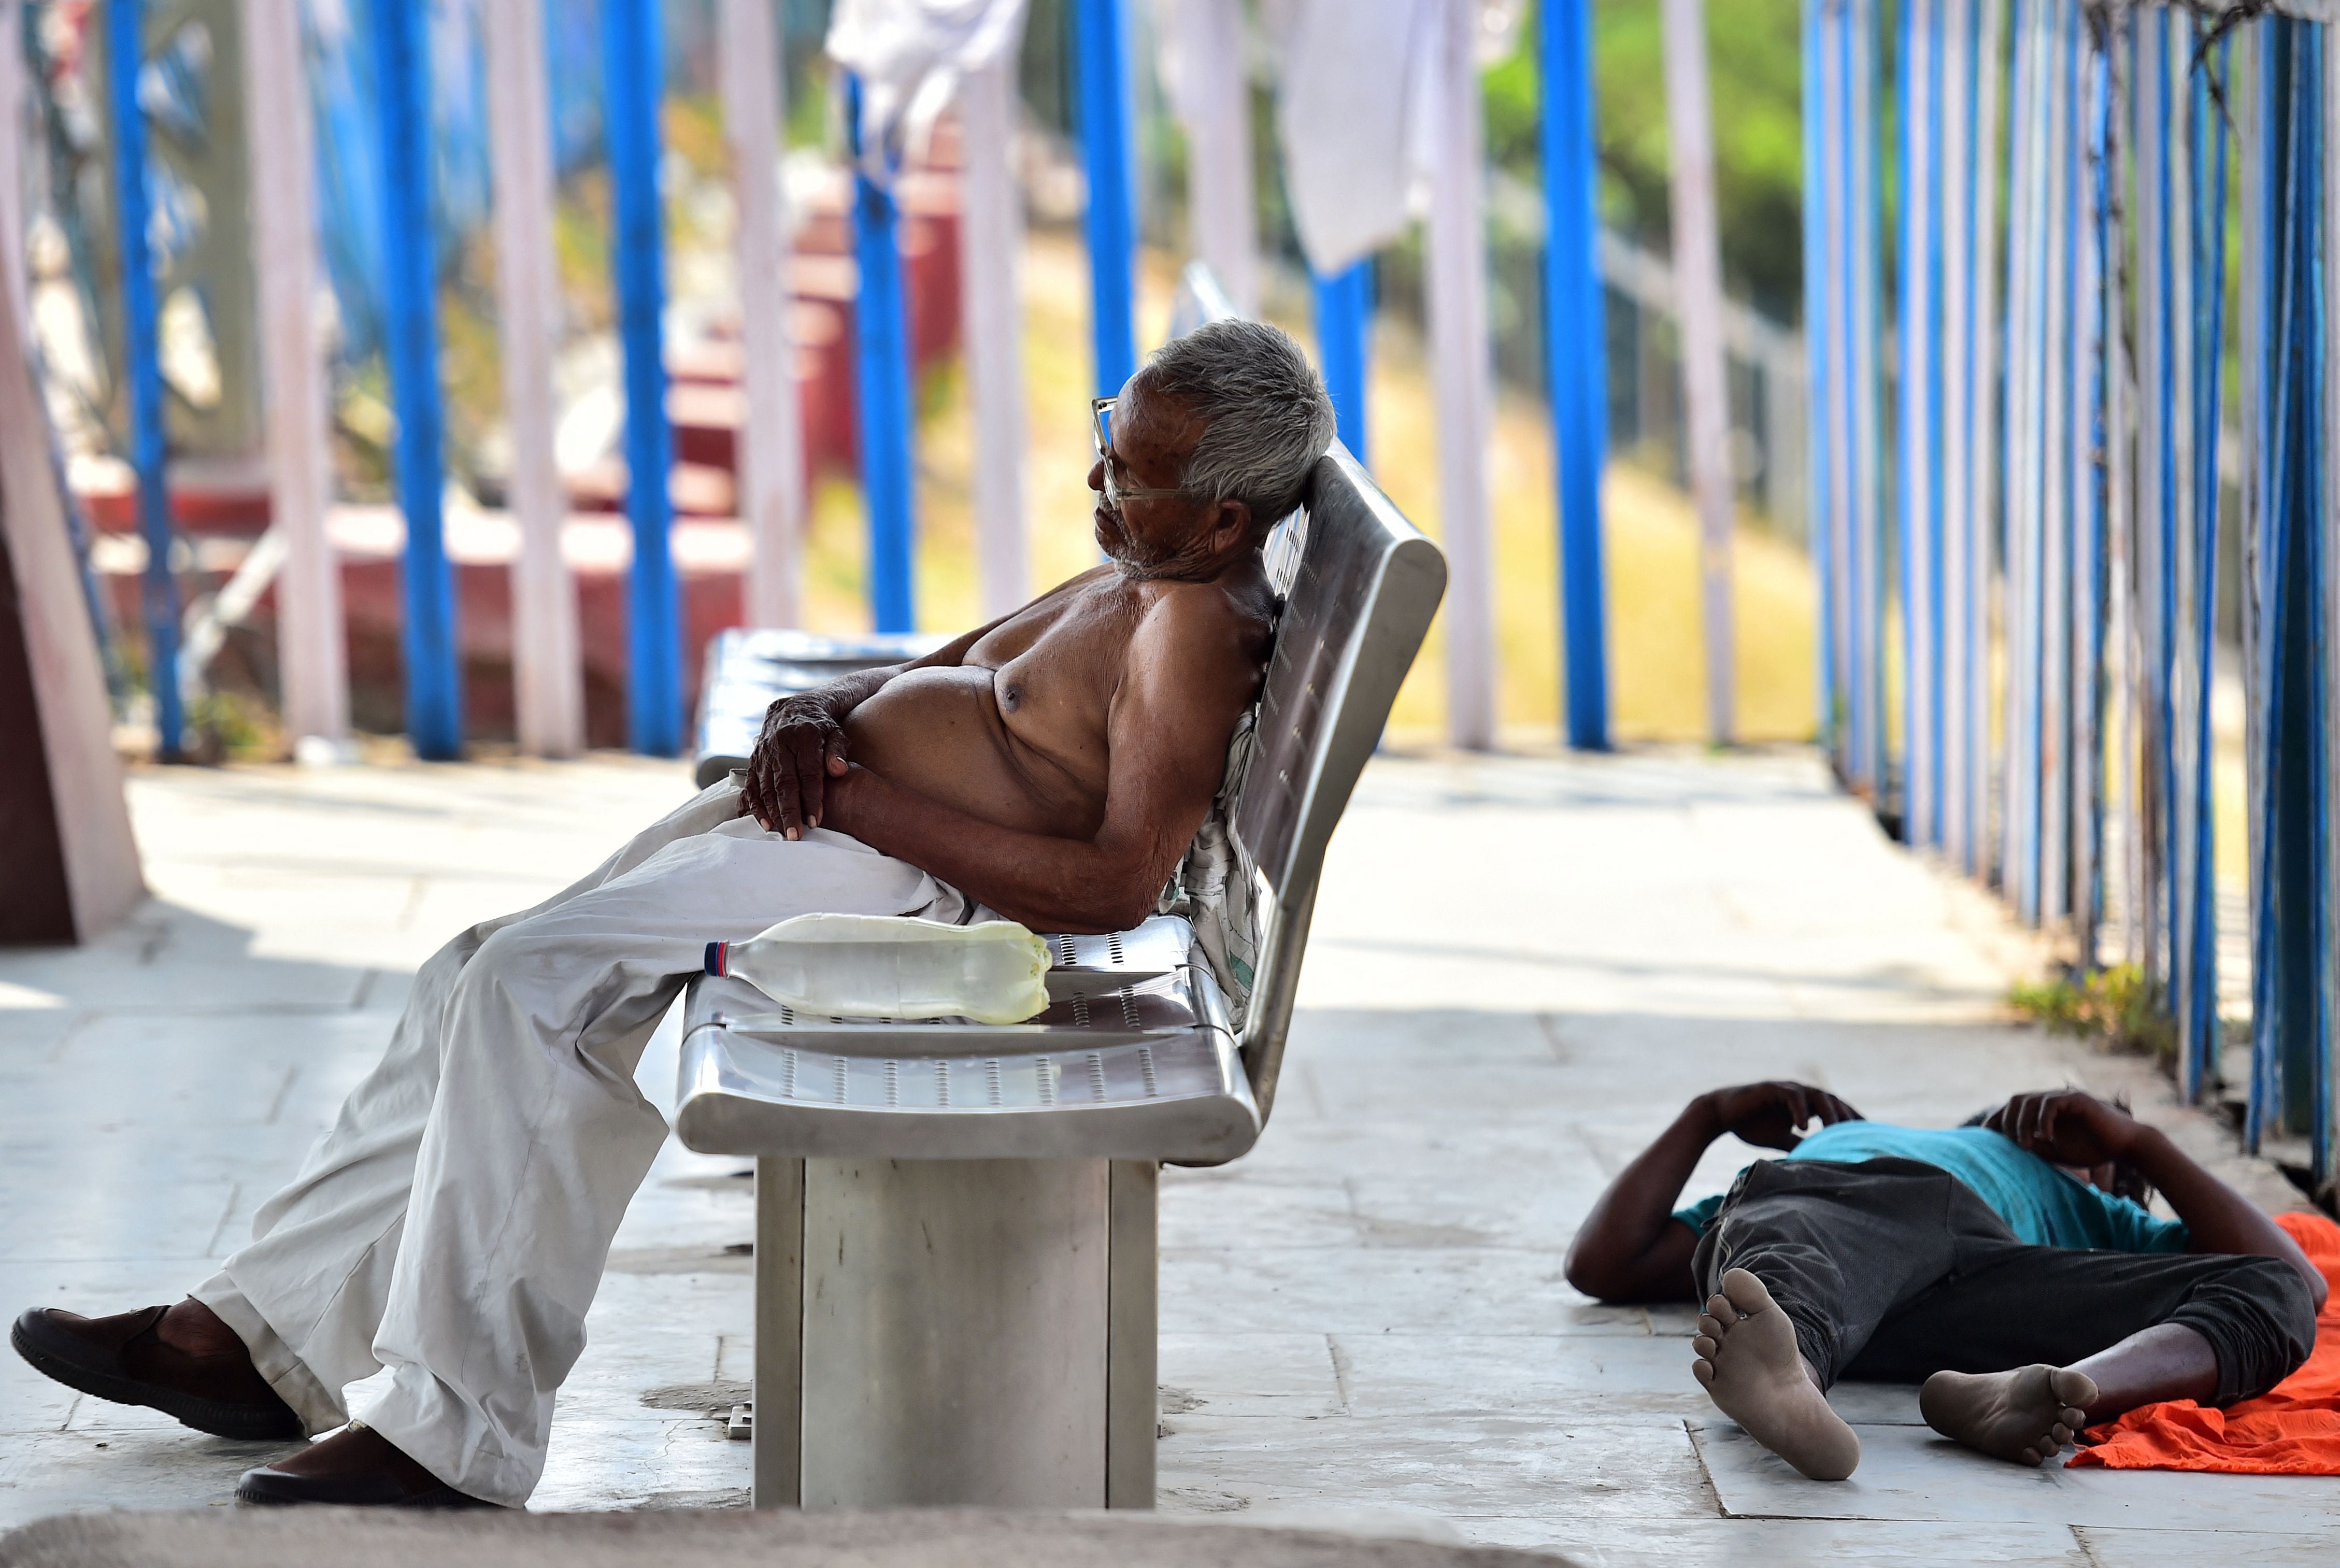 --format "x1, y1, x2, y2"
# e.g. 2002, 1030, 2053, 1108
192, 778, 979, 1506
